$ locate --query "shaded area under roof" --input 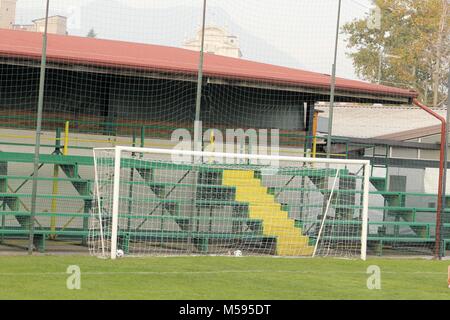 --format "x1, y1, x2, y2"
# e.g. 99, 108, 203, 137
0, 29, 418, 103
